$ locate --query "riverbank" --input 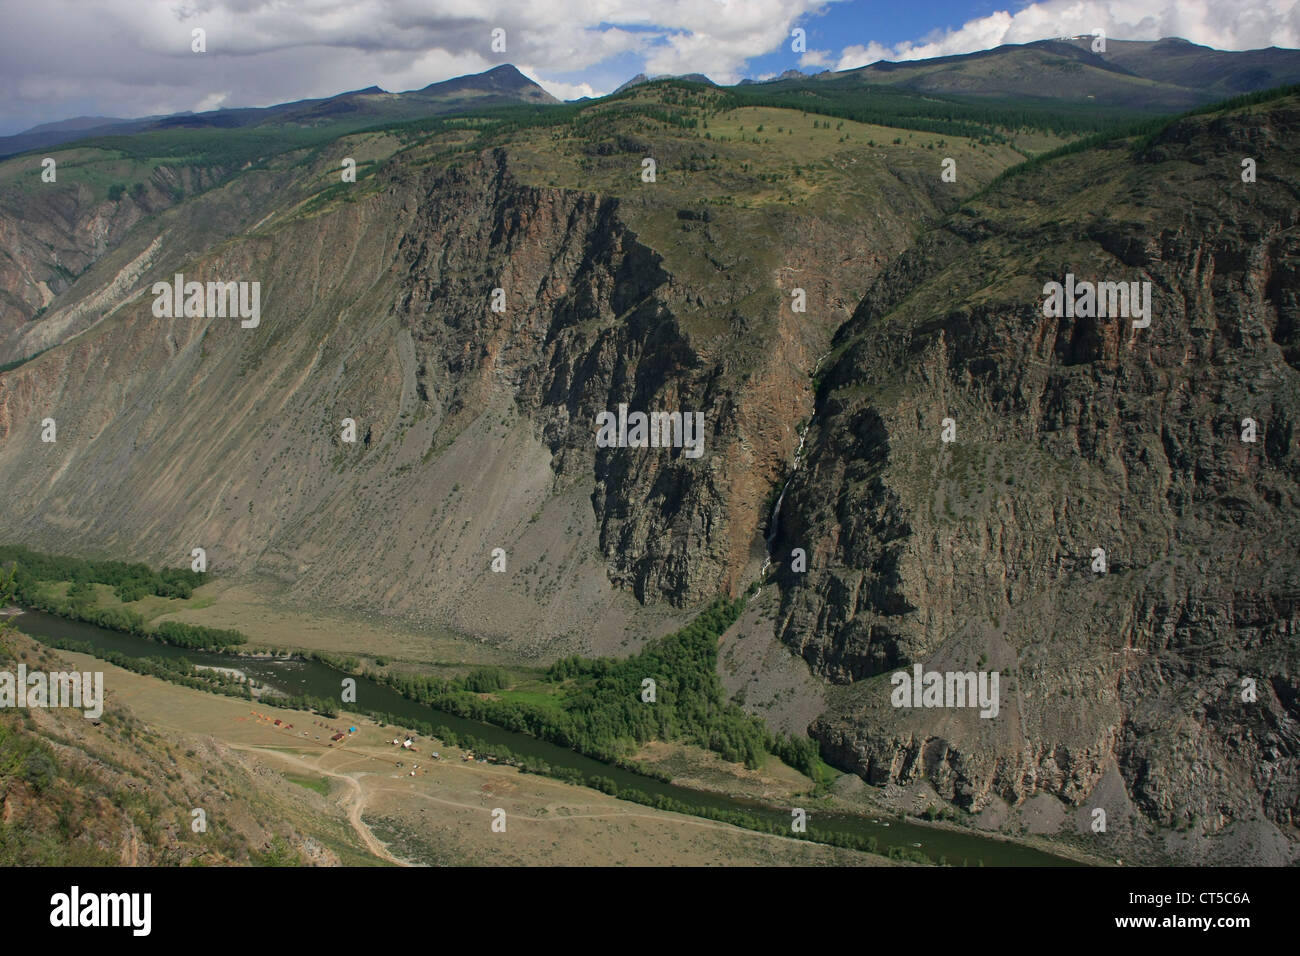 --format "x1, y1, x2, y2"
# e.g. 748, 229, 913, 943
11, 607, 1088, 867
40, 636, 896, 867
